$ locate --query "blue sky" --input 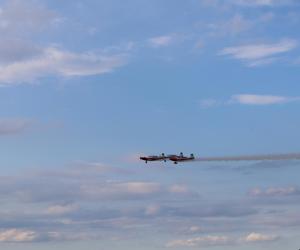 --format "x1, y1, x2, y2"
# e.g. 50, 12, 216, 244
0, 0, 300, 249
